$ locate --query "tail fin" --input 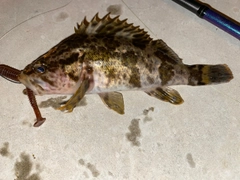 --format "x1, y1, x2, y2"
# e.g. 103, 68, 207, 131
187, 64, 233, 86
